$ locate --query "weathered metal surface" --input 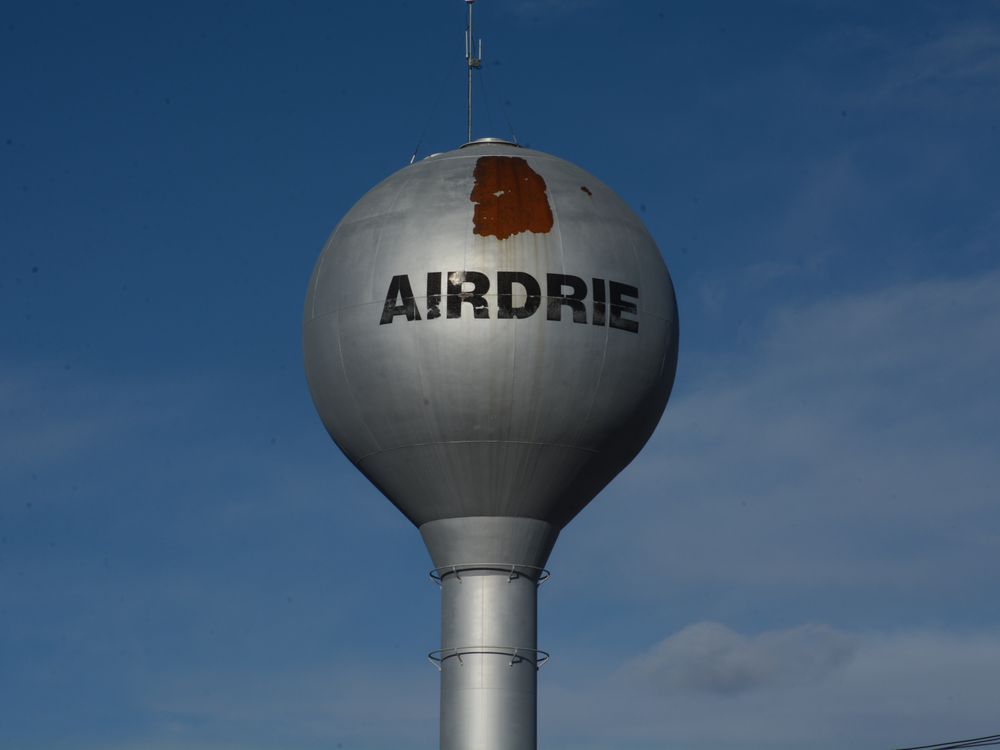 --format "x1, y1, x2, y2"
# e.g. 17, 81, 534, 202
420, 517, 555, 750
420, 517, 558, 571
471, 156, 554, 240
304, 139, 678, 750
303, 140, 679, 530
439, 569, 538, 750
